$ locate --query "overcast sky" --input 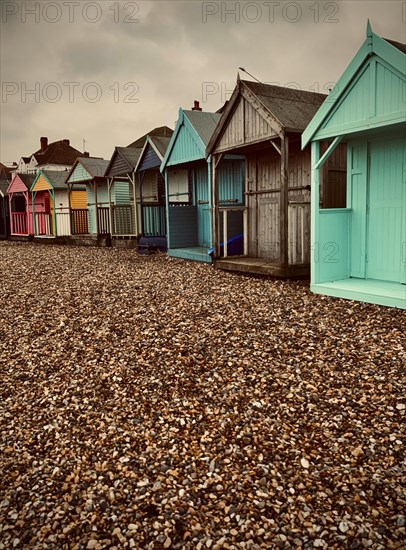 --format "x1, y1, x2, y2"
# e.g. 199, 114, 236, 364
1, 0, 405, 164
